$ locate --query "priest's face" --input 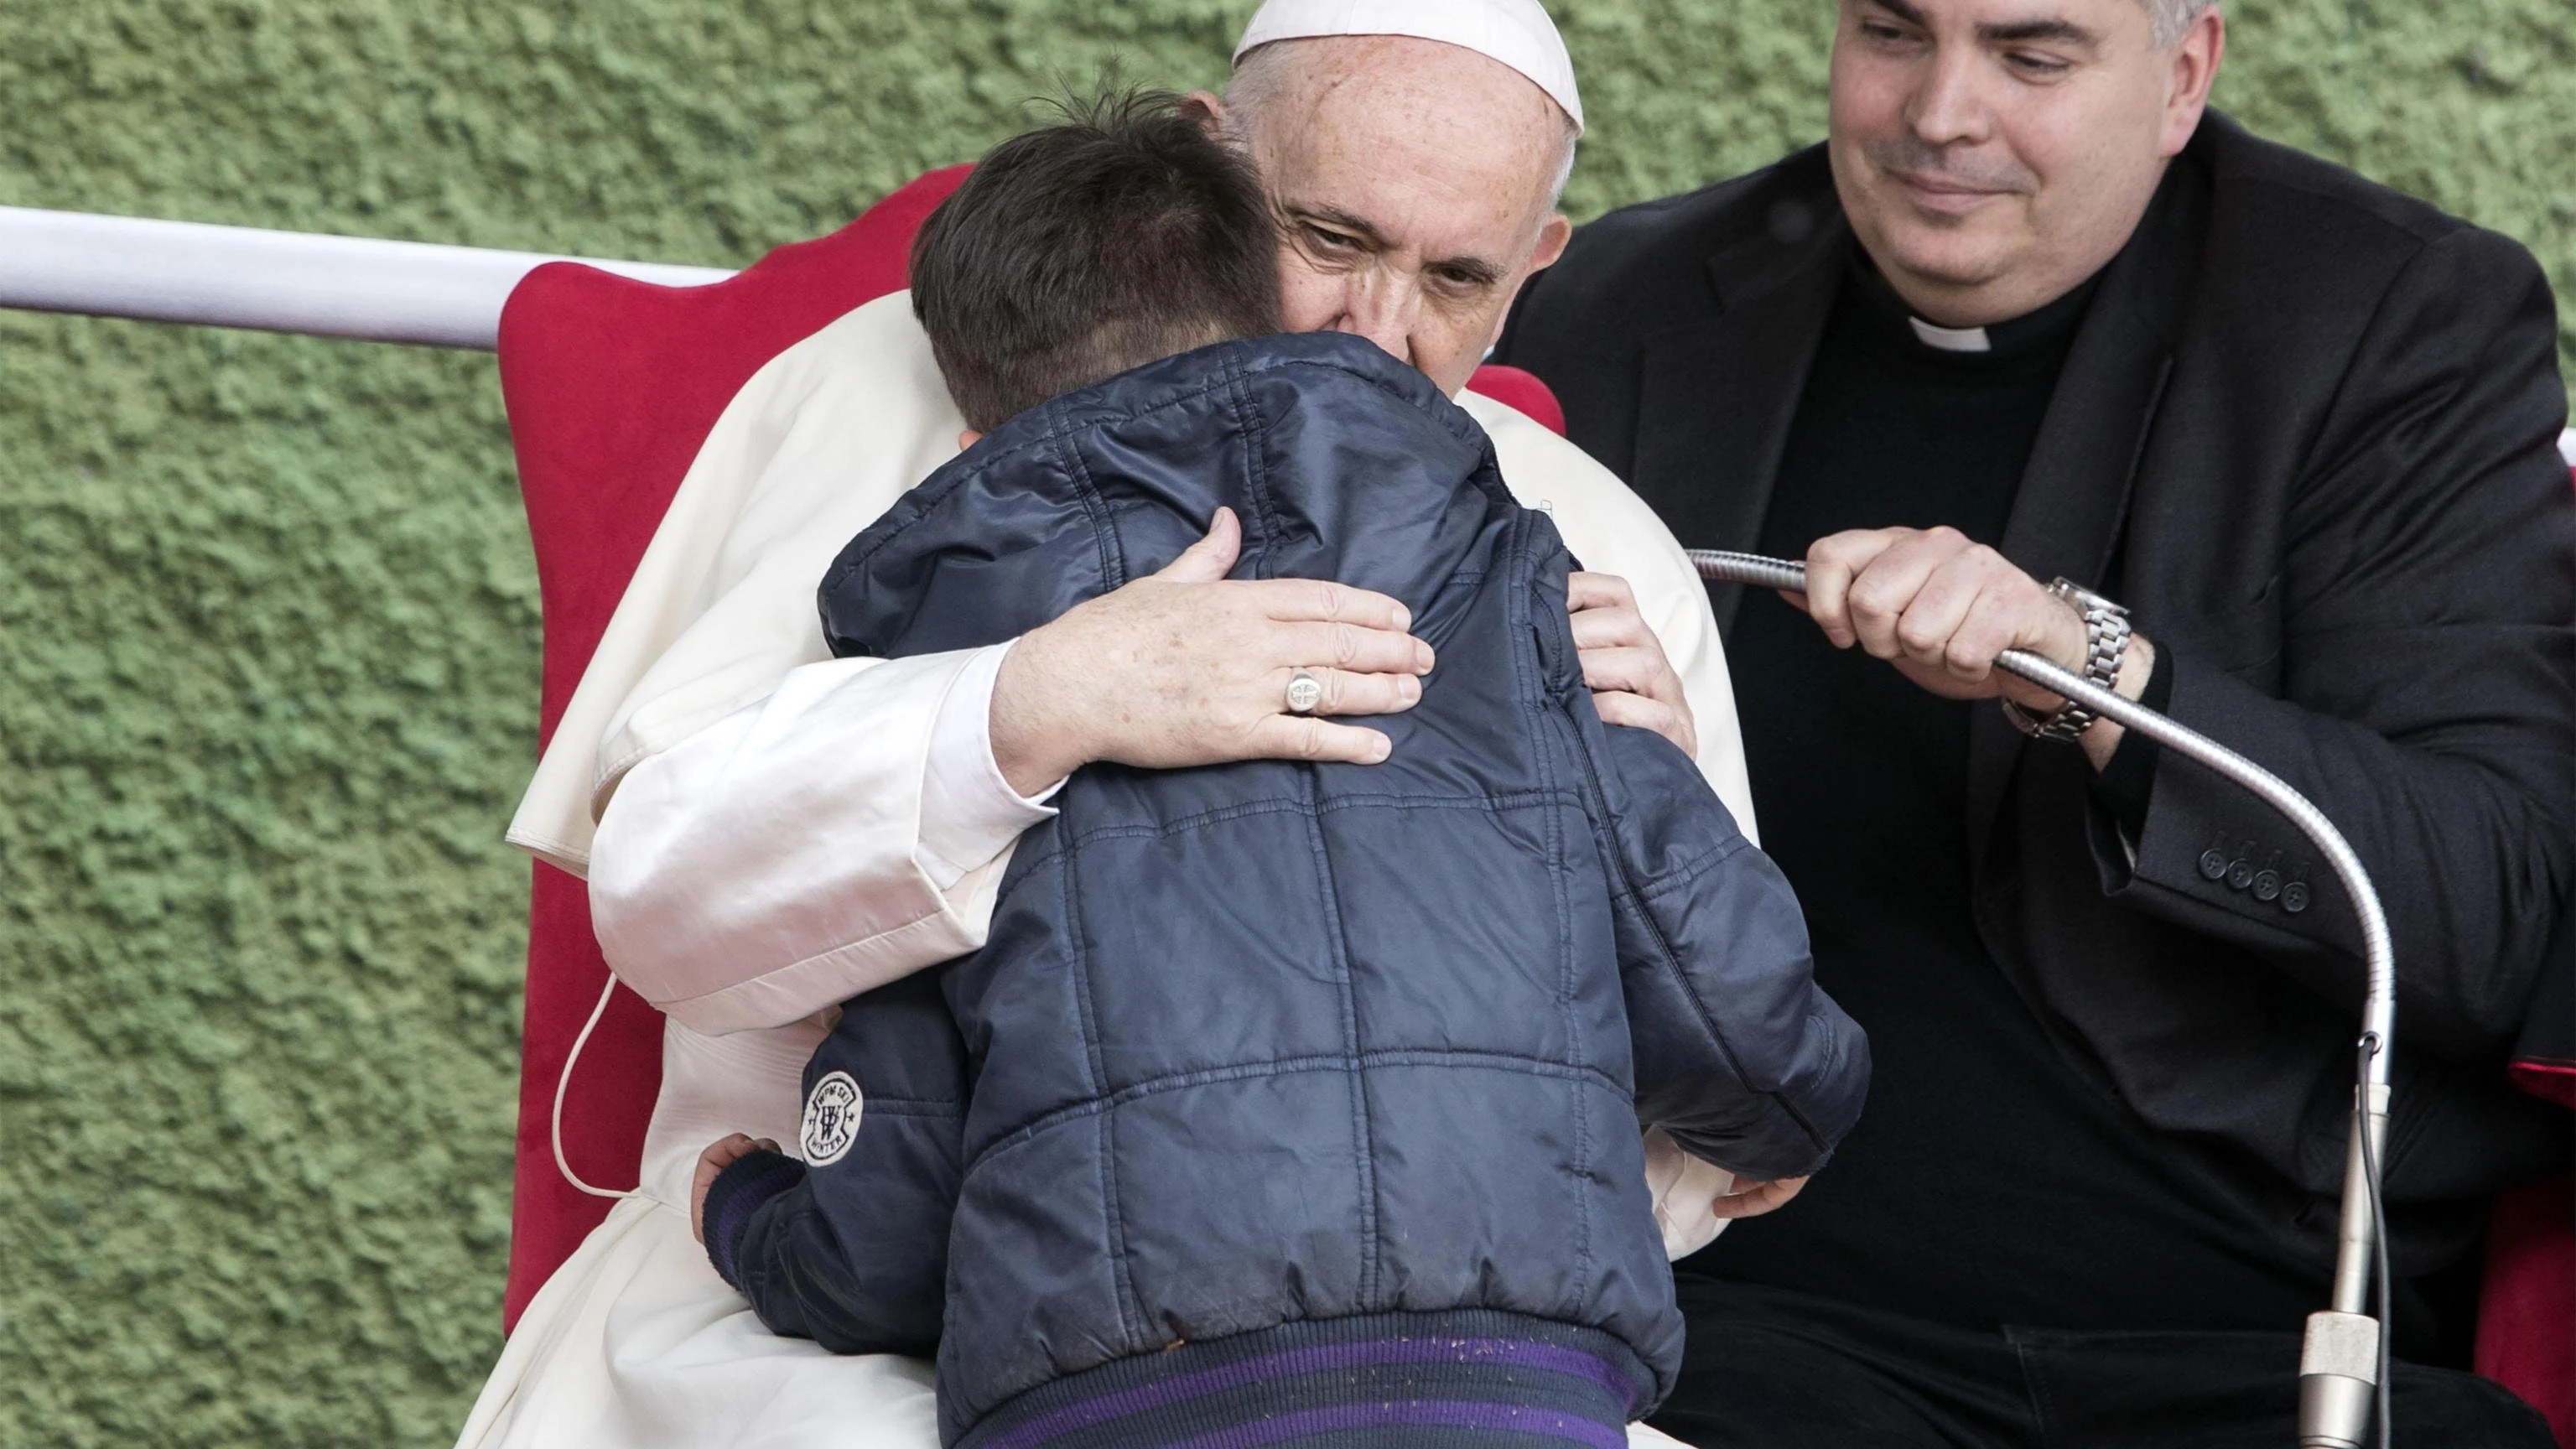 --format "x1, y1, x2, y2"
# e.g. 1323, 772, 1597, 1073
1196, 36, 1575, 397
1827, 0, 2222, 327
